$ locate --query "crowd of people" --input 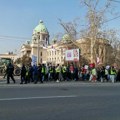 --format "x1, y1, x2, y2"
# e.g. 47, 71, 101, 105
4, 62, 120, 84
